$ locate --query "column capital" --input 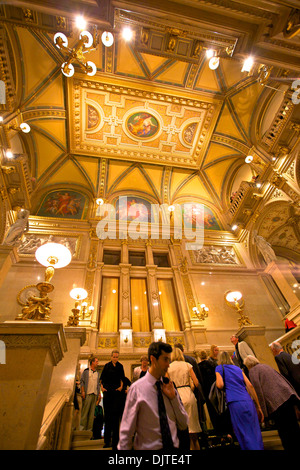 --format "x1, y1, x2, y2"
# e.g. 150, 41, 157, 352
0, 322, 66, 366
